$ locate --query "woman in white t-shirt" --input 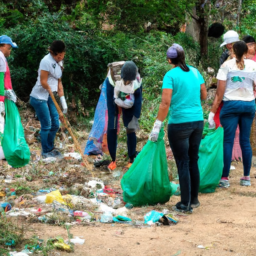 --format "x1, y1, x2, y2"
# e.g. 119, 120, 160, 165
208, 41, 256, 188
30, 40, 68, 159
